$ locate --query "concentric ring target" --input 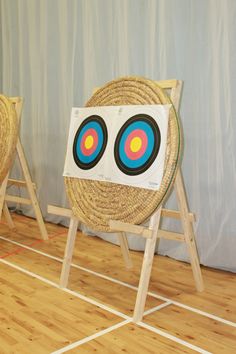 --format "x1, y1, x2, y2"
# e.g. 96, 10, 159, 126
114, 114, 161, 175
73, 115, 107, 170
